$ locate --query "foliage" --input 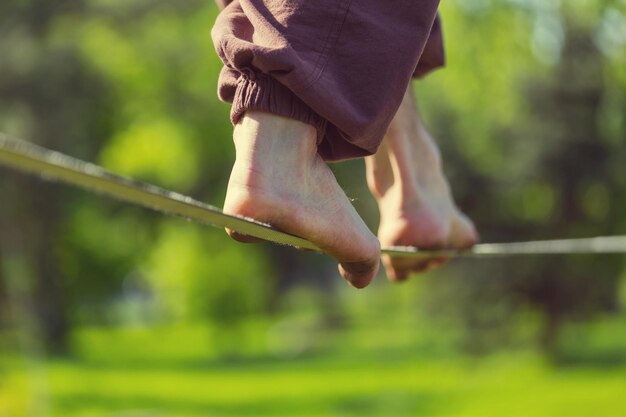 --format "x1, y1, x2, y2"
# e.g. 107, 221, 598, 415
2, 313, 626, 417
143, 221, 274, 324
0, 0, 625, 365
411, 0, 626, 355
